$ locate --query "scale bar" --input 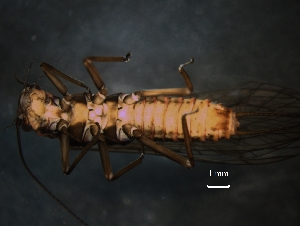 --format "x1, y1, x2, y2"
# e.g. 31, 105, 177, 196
207, 185, 230, 189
